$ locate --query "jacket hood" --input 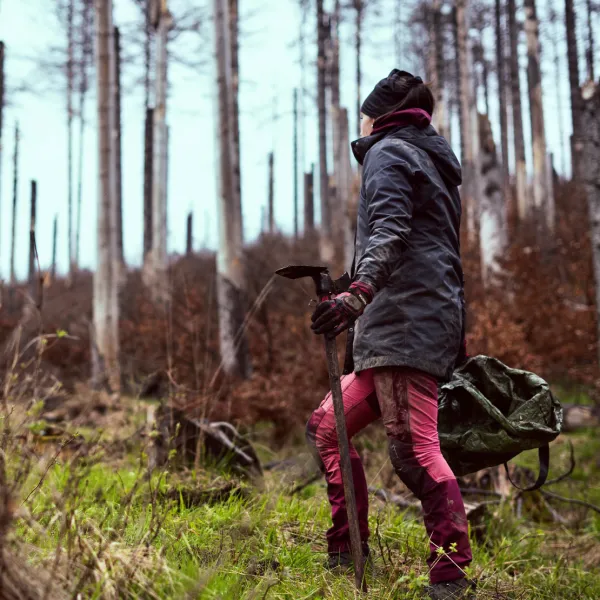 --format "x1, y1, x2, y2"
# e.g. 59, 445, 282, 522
352, 125, 462, 188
